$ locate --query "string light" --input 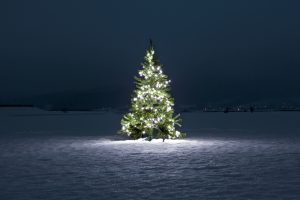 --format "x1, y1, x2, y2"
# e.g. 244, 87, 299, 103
120, 44, 185, 140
